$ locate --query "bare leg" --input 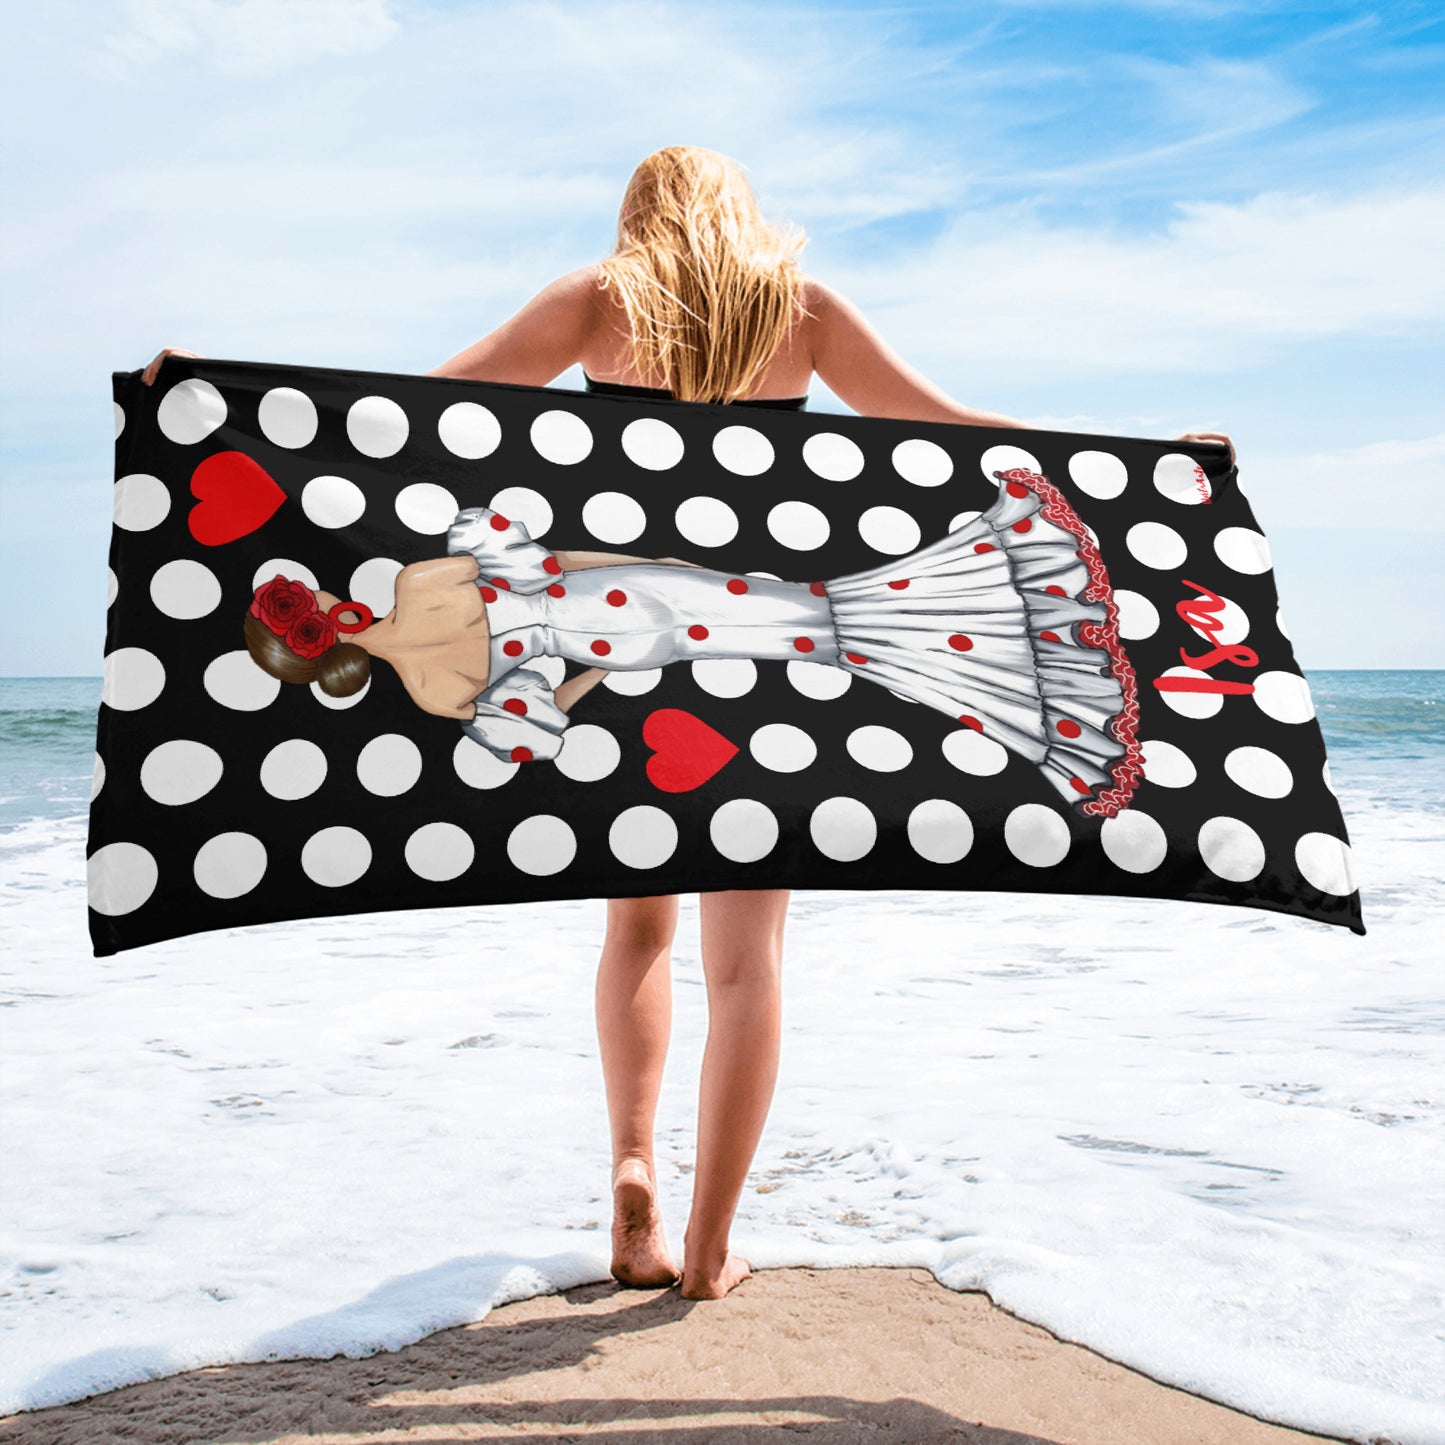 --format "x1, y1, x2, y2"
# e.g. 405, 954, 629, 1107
682, 887, 789, 1299
596, 894, 681, 1287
